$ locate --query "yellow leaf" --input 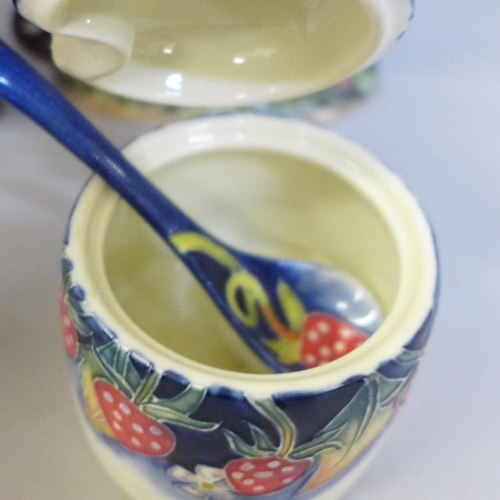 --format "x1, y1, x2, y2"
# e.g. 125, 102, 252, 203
264, 338, 301, 365
81, 365, 115, 438
277, 281, 307, 332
